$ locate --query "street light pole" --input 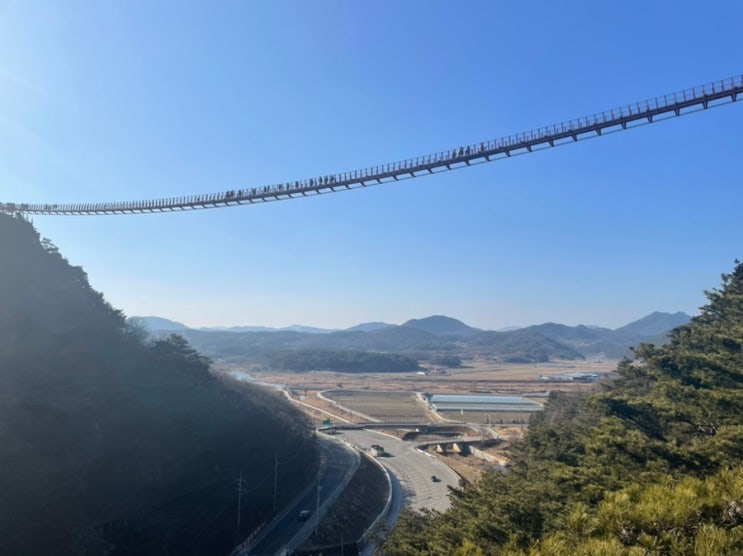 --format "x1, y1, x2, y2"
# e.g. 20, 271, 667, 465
273, 452, 278, 512
315, 481, 321, 535
236, 474, 243, 544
